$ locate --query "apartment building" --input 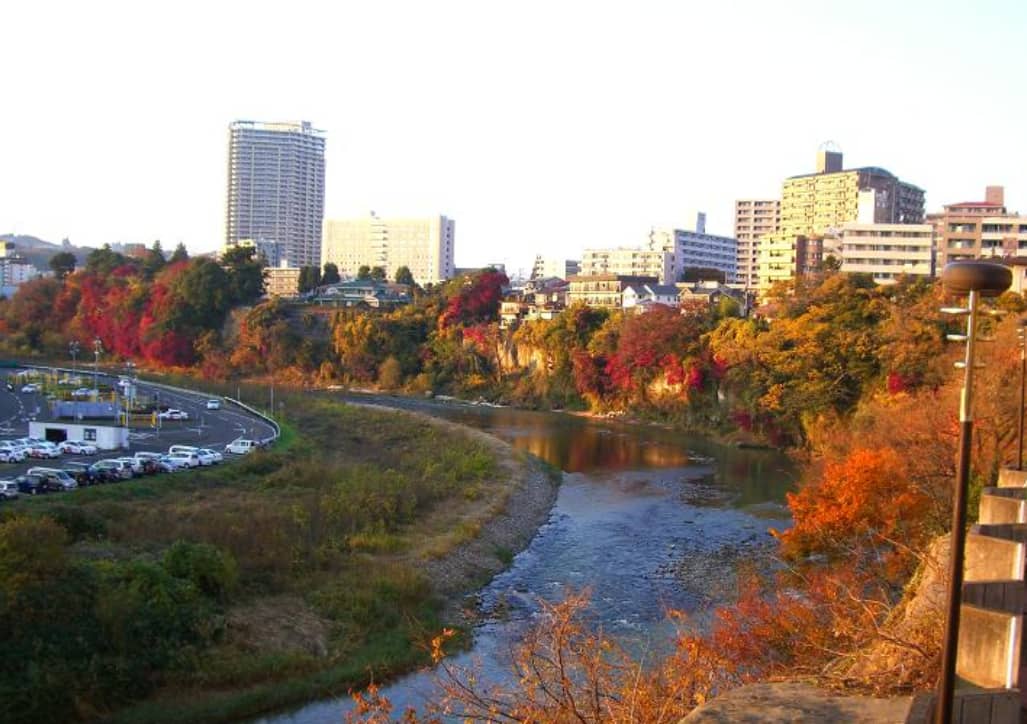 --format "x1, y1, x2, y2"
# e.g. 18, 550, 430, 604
567, 274, 658, 309
838, 223, 935, 283
580, 247, 673, 283
647, 225, 738, 283
530, 256, 580, 280
264, 265, 302, 298
225, 120, 325, 268
734, 199, 780, 290
757, 148, 925, 295
321, 213, 455, 286
928, 186, 1027, 267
